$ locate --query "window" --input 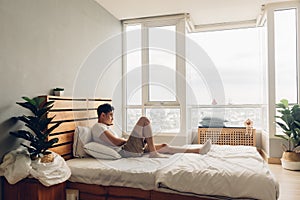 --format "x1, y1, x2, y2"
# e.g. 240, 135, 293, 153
187, 28, 263, 105
187, 27, 265, 128
274, 8, 298, 134
126, 24, 142, 105
124, 16, 186, 134
274, 9, 297, 104
149, 26, 176, 102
